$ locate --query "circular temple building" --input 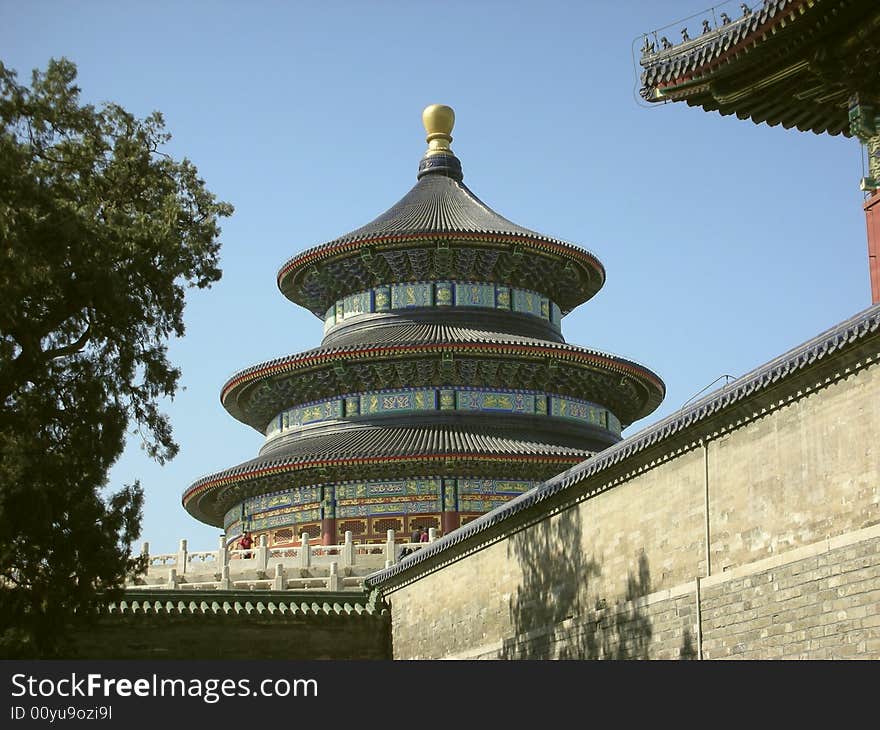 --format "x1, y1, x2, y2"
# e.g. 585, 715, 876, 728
183, 105, 665, 547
